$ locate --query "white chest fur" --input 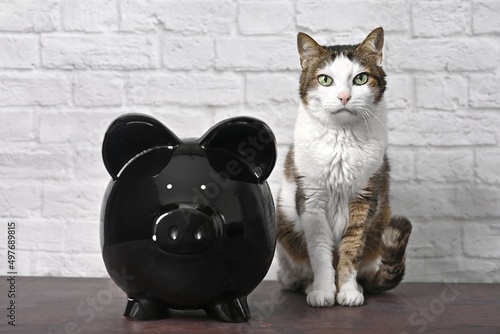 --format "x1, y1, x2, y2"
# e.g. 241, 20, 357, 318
293, 104, 387, 242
